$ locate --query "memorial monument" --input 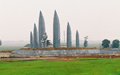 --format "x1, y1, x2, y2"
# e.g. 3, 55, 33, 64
53, 10, 60, 48
33, 23, 38, 48
30, 11, 51, 48
39, 11, 45, 48
67, 22, 72, 47
30, 32, 33, 48
76, 30, 79, 47
41, 32, 48, 48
